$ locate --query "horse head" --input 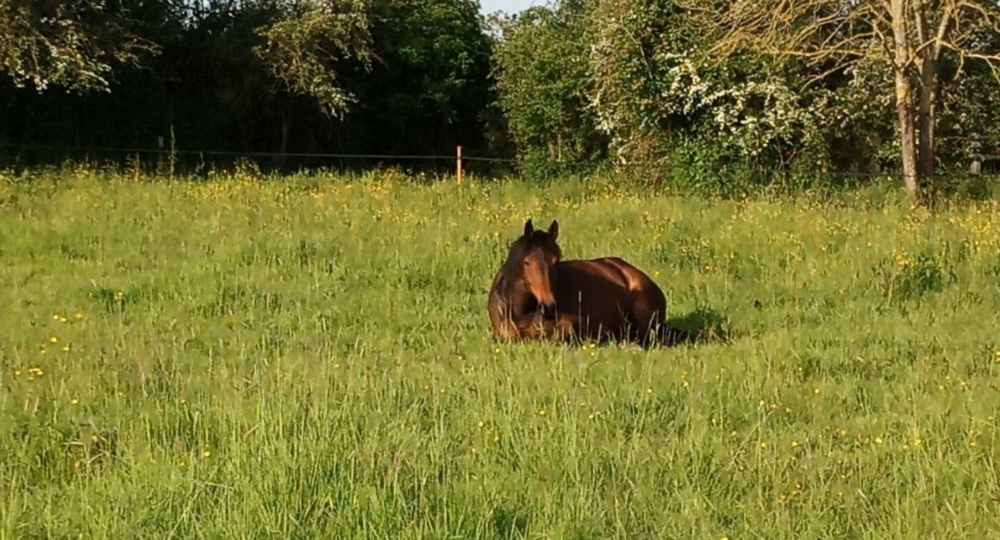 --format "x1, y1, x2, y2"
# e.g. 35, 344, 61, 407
504, 219, 561, 318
